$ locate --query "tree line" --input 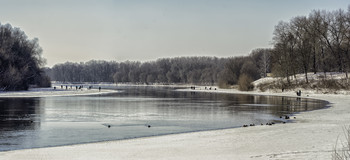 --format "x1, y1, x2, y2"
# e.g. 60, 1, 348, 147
47, 57, 227, 85
45, 60, 117, 83
271, 7, 350, 84
46, 50, 270, 88
0, 23, 50, 91
219, 48, 271, 88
